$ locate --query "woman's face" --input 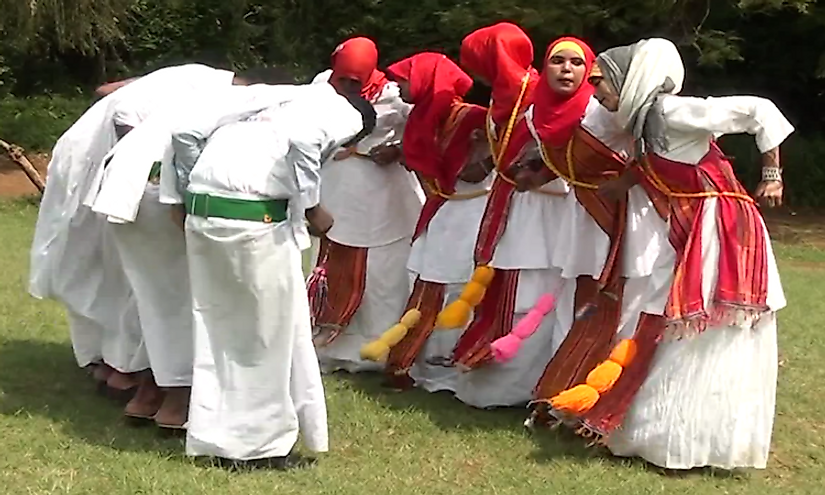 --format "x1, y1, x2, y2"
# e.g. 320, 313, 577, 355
590, 67, 620, 111
396, 80, 412, 103
330, 74, 363, 96
544, 49, 587, 96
